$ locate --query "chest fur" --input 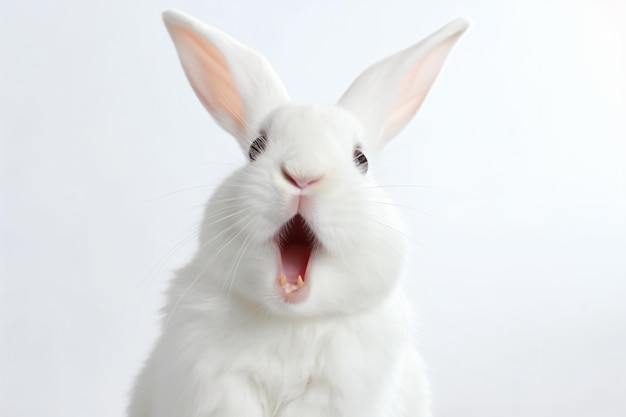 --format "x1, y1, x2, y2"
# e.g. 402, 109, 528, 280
179, 309, 407, 407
